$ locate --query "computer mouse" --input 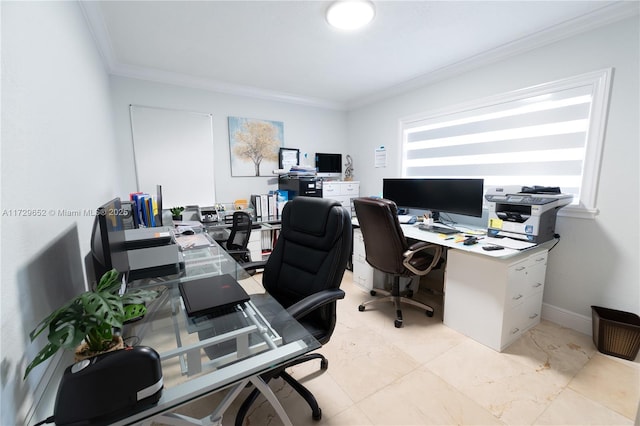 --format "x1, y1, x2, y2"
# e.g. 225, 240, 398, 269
176, 226, 195, 235
463, 236, 478, 245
